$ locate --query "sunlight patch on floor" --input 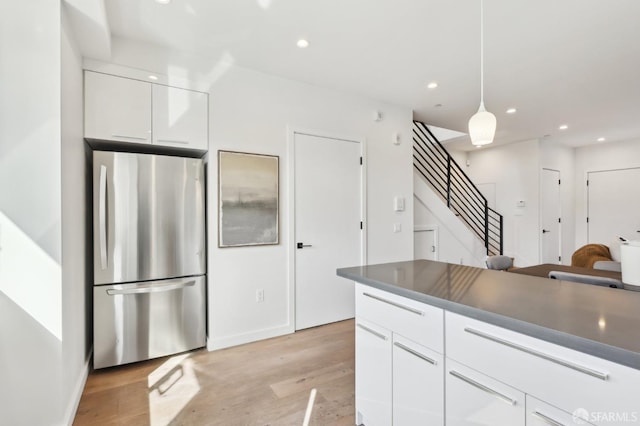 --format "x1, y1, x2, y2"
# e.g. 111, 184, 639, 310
148, 353, 201, 425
